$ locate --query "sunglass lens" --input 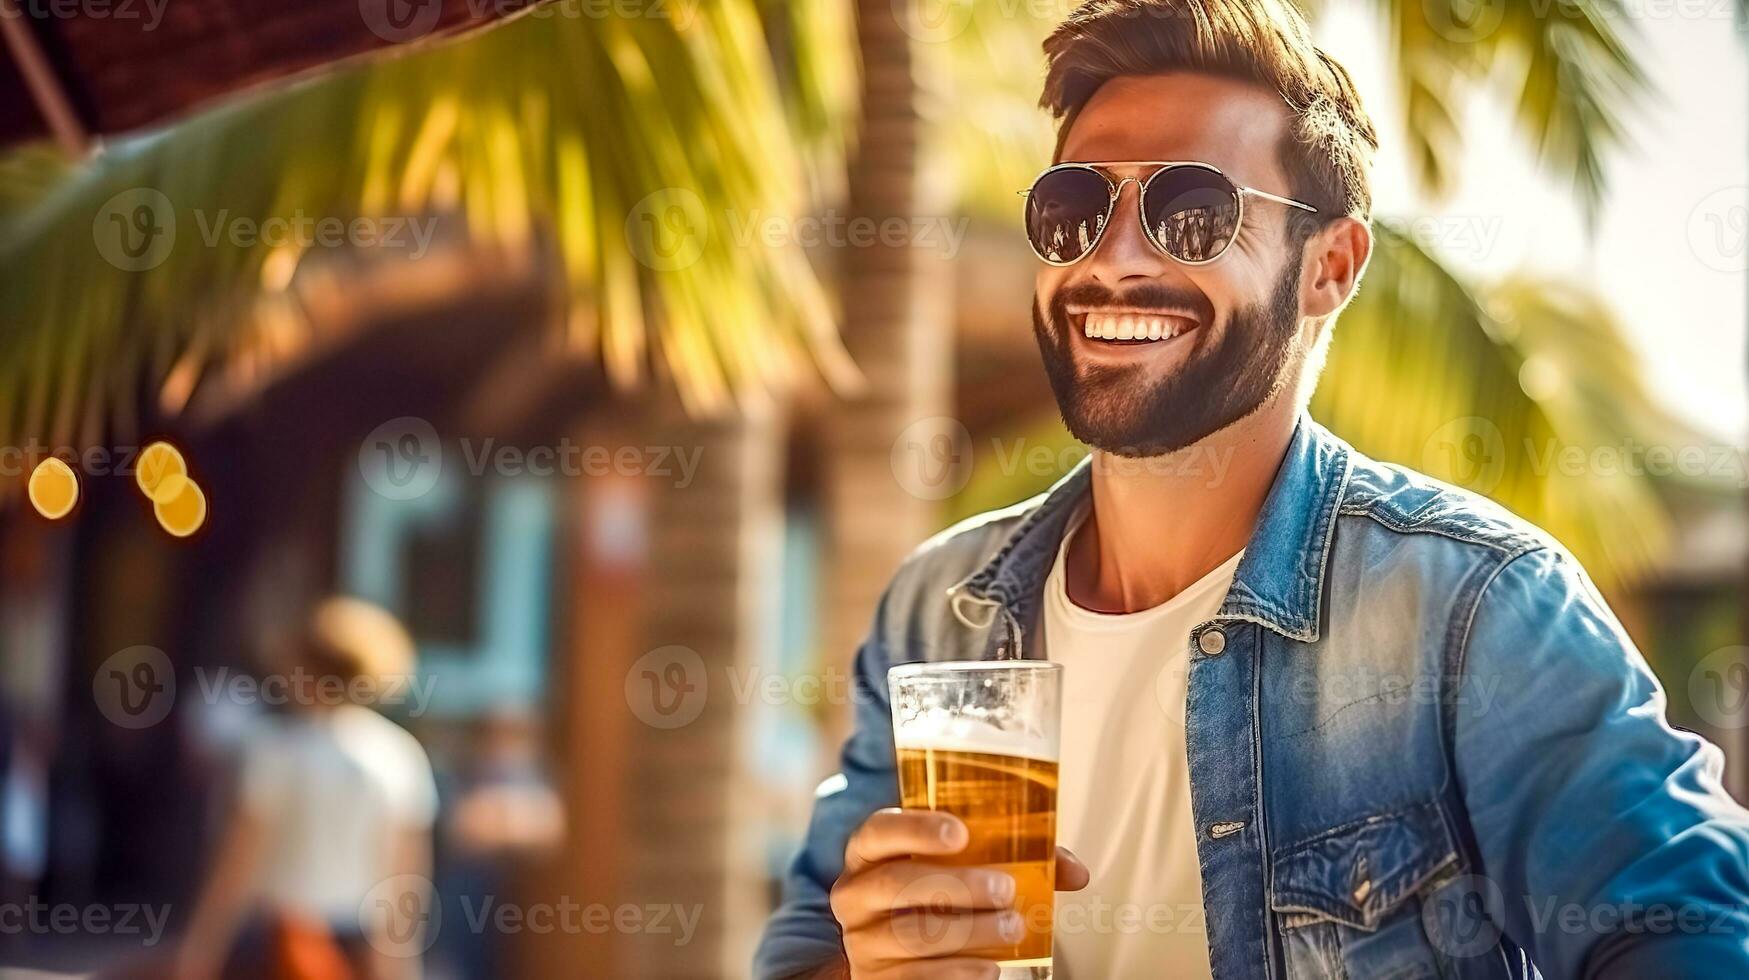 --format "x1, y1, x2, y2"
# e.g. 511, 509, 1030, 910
1142, 167, 1240, 262
1026, 168, 1111, 263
